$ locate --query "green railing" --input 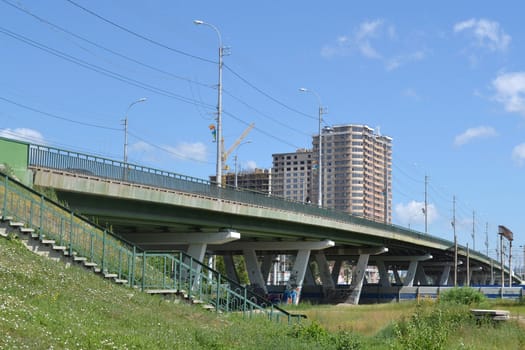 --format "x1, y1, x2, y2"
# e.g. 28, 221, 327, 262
0, 174, 304, 323
27, 143, 479, 255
